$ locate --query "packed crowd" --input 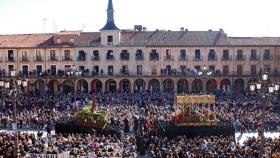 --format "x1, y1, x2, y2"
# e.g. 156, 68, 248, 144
147, 135, 280, 157
0, 91, 279, 157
